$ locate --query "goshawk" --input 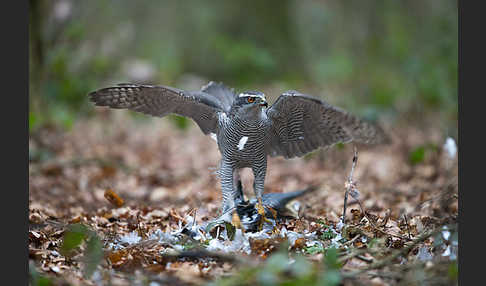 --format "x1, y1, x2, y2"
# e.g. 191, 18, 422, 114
88, 82, 387, 222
